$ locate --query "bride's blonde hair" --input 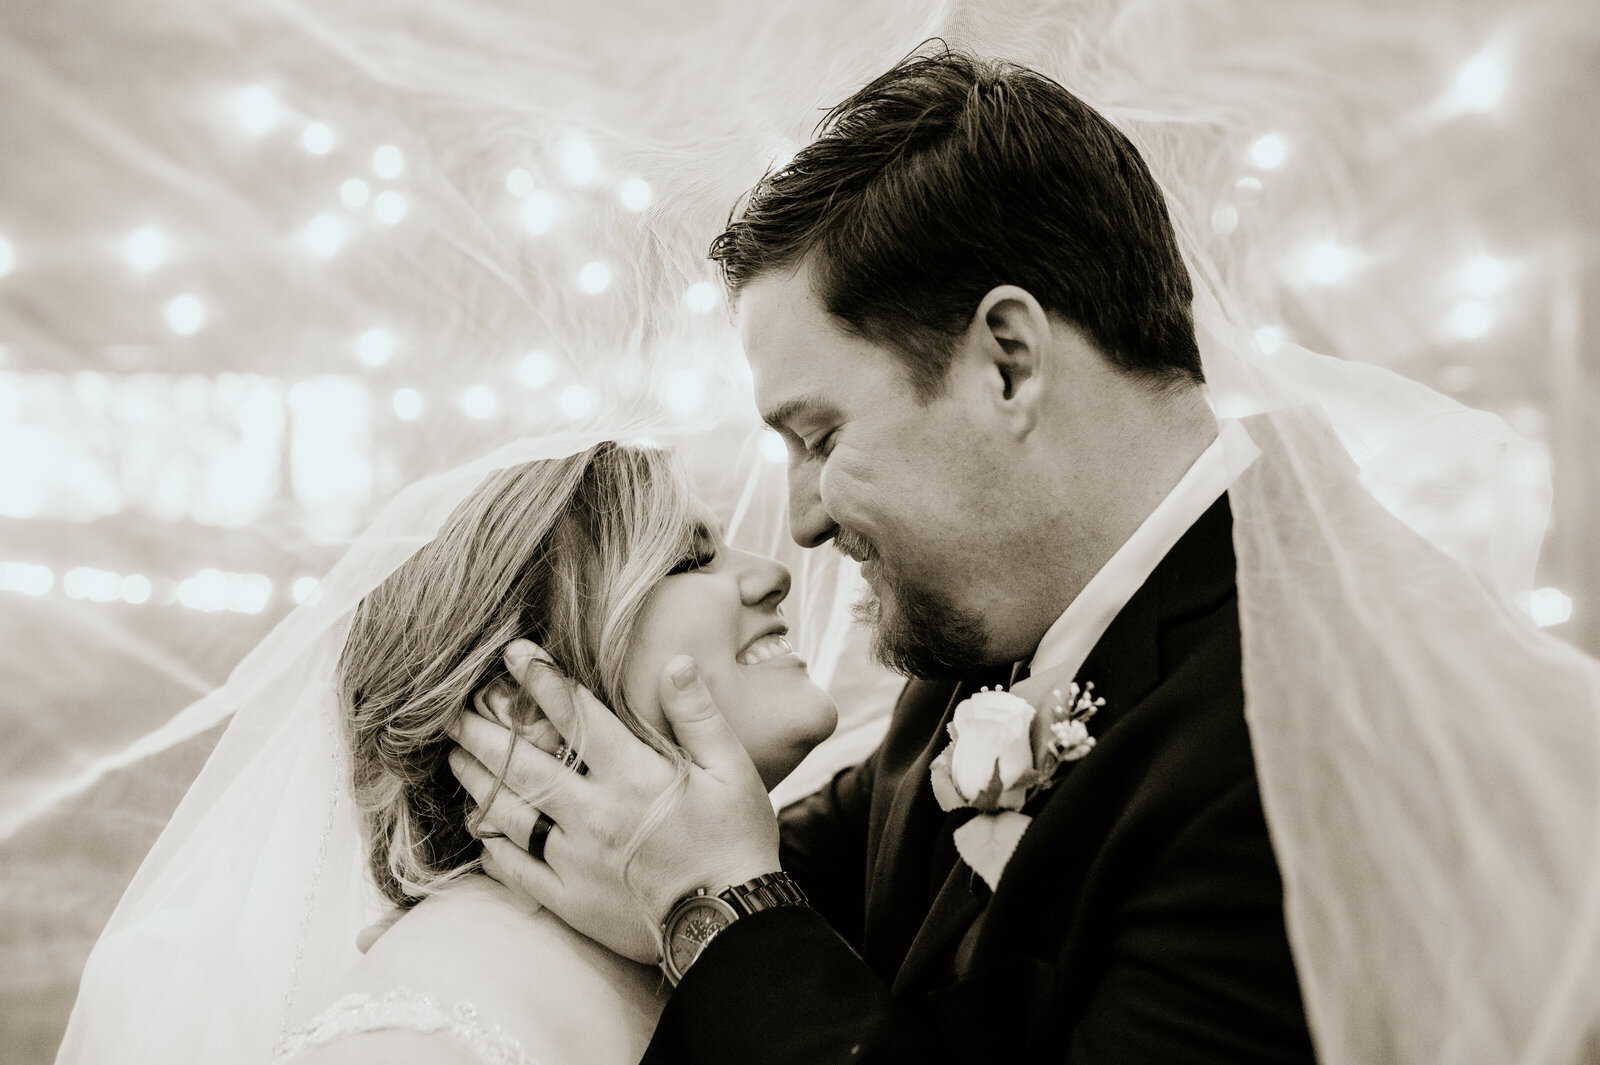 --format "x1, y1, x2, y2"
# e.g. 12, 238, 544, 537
338, 442, 696, 906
